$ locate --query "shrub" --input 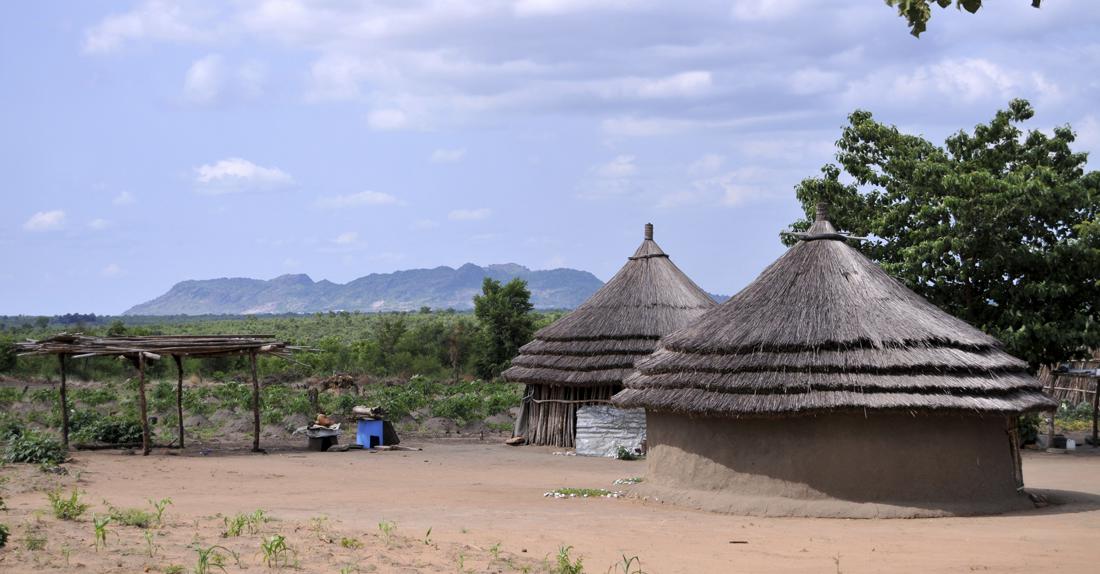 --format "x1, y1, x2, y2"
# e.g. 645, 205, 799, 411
0, 523, 9, 549
4, 431, 66, 465
47, 488, 88, 520
72, 414, 144, 445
